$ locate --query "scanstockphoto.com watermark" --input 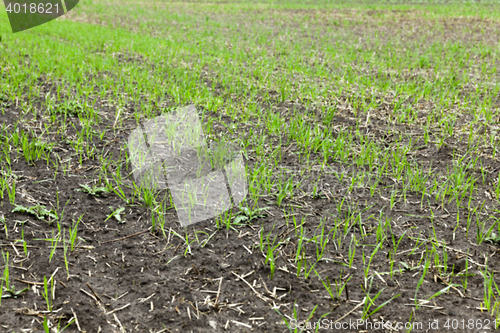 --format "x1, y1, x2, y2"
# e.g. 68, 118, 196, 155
286, 318, 499, 331
128, 105, 248, 228
287, 318, 423, 331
